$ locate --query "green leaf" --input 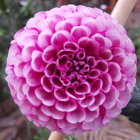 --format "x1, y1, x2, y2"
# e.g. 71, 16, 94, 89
0, 0, 7, 12
134, 39, 140, 47
129, 26, 140, 40
0, 28, 6, 37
